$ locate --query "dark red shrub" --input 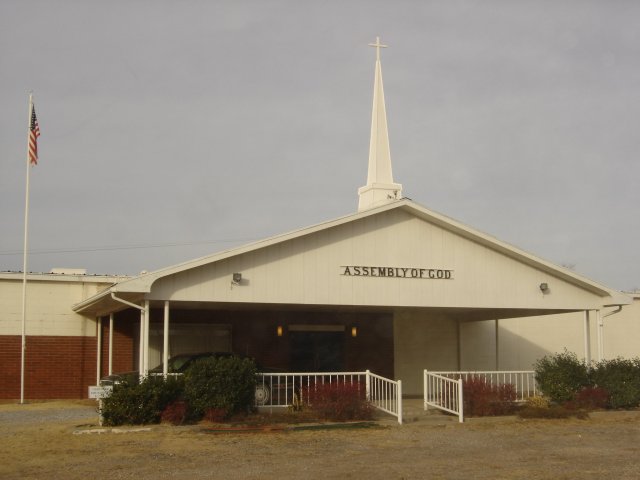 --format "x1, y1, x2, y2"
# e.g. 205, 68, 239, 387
570, 386, 609, 410
302, 382, 373, 422
161, 400, 188, 425
203, 407, 228, 423
463, 378, 517, 417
